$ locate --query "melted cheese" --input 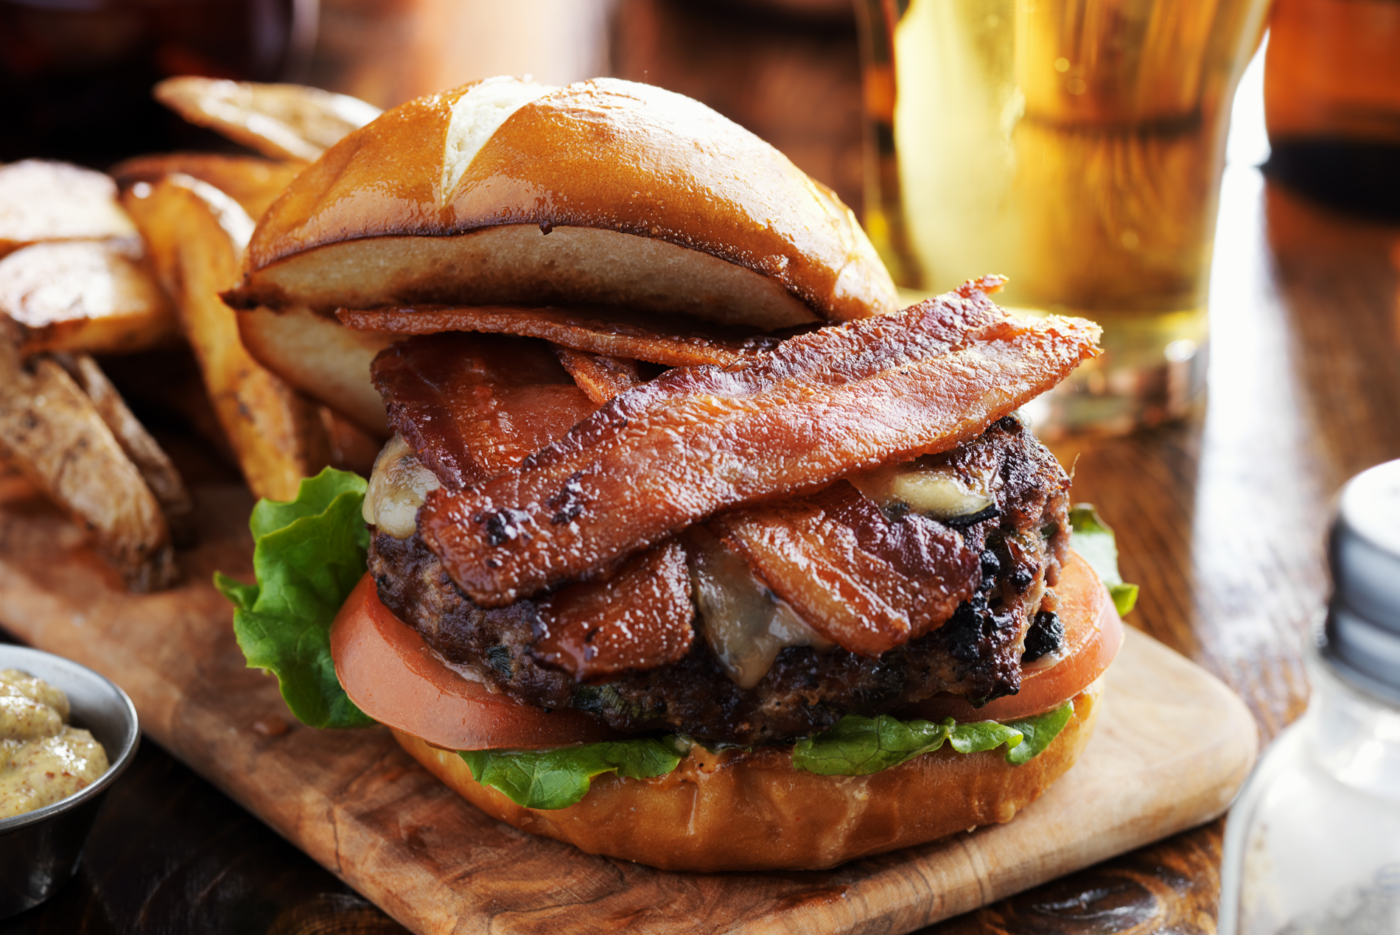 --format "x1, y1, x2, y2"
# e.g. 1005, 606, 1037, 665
363, 434, 442, 538
850, 459, 994, 521
689, 532, 832, 689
